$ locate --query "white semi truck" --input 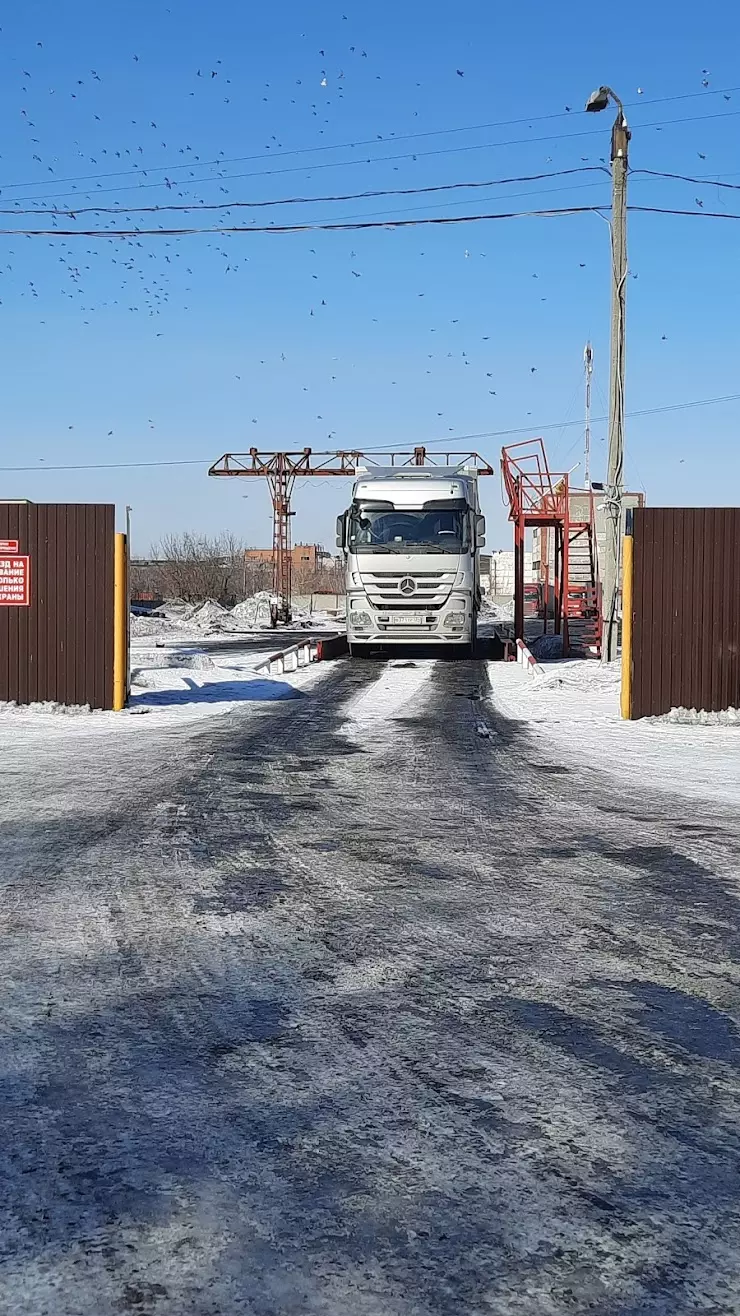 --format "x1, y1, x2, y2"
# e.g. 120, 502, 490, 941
336, 463, 486, 655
